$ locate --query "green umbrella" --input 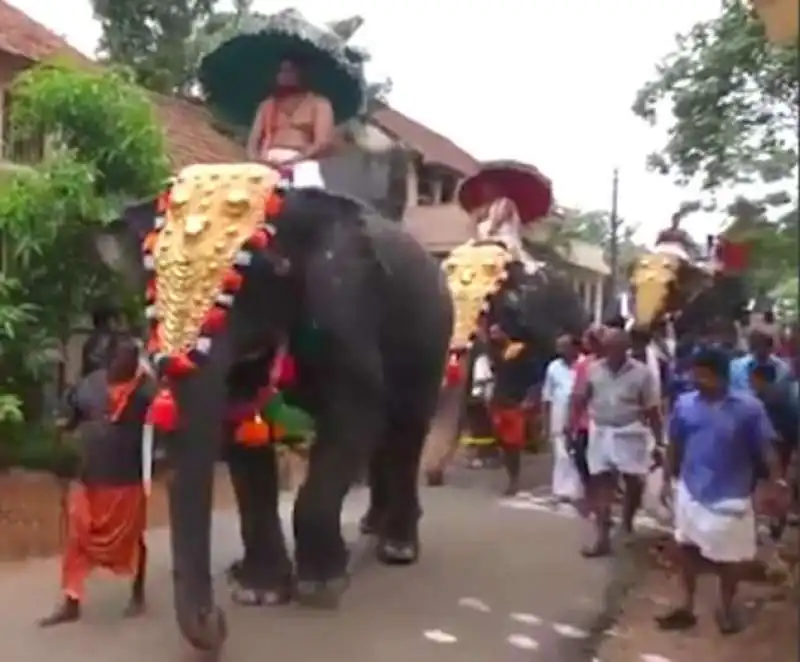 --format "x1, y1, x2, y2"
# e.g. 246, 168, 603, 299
199, 8, 368, 128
